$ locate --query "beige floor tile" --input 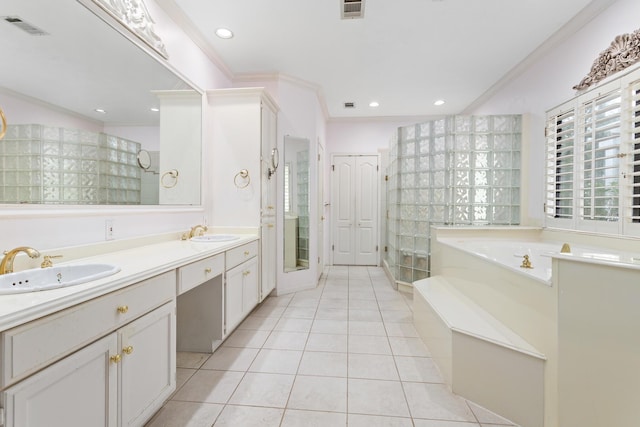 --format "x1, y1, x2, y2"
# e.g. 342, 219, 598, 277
349, 309, 383, 322
262, 331, 308, 350
222, 329, 270, 348
251, 304, 287, 318
381, 310, 413, 323
388, 336, 431, 357
281, 306, 317, 319
305, 332, 348, 352
237, 315, 280, 331
315, 307, 349, 320
298, 351, 348, 377
288, 375, 347, 412
174, 368, 196, 393
145, 401, 223, 427
248, 349, 303, 374
228, 372, 295, 408
348, 320, 386, 336
213, 405, 284, 427
348, 298, 380, 310
384, 322, 419, 338
318, 298, 349, 309
201, 346, 259, 372
310, 319, 348, 334
403, 382, 476, 422
377, 299, 412, 311
394, 356, 443, 383
348, 378, 410, 417
274, 317, 313, 333
413, 420, 480, 427
348, 335, 392, 355
177, 352, 211, 369
349, 290, 377, 300
172, 370, 244, 404
281, 409, 347, 427
347, 413, 413, 427
348, 353, 399, 380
